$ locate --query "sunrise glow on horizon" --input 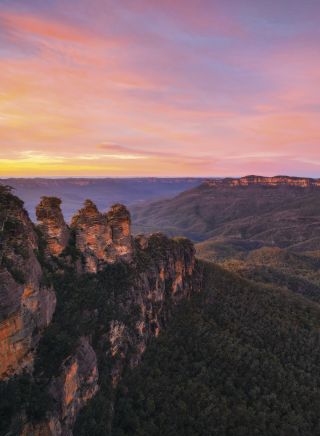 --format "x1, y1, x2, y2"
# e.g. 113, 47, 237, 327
1, 0, 320, 177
